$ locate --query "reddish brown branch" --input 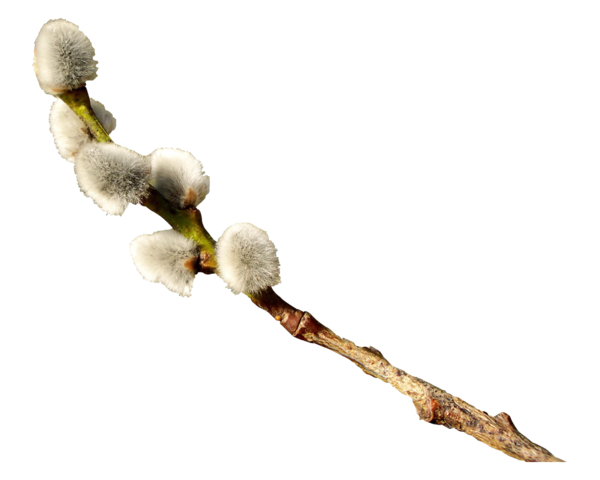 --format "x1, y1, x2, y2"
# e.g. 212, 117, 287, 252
251, 288, 564, 462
